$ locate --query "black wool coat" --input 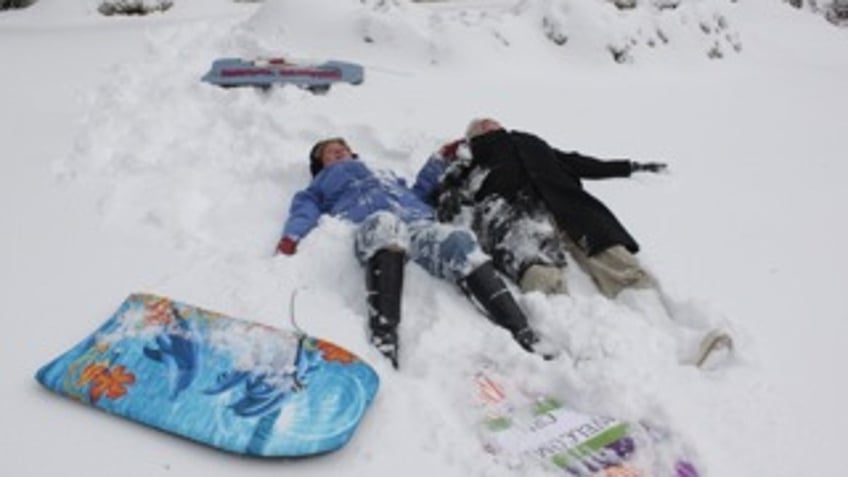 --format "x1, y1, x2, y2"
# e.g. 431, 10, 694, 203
468, 129, 639, 257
